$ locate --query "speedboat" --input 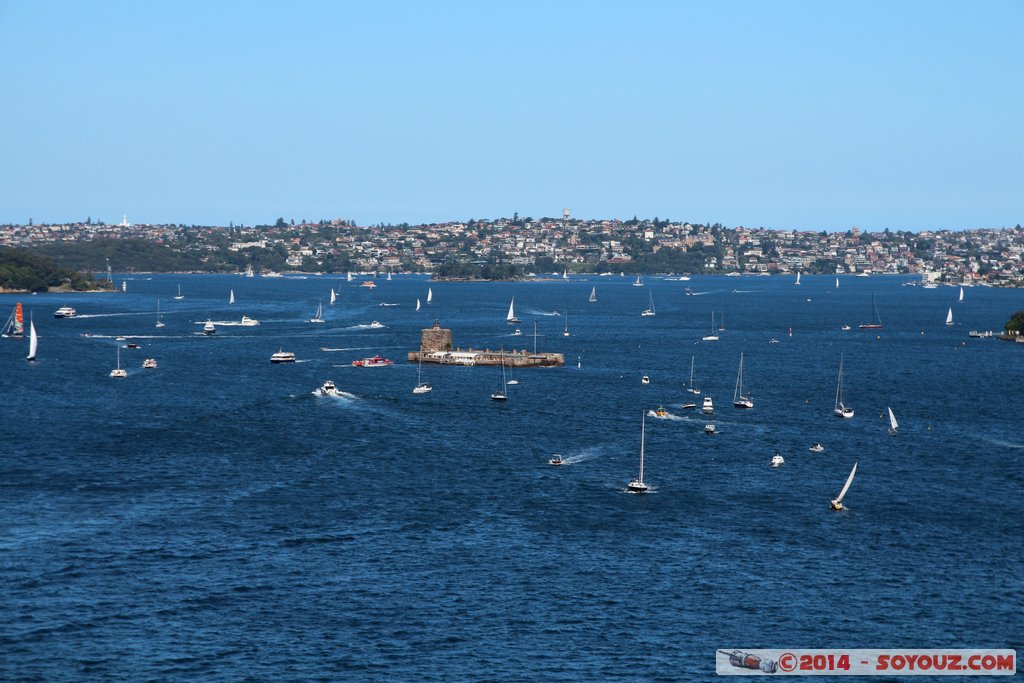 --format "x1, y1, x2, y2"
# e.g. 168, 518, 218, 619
352, 355, 392, 367
317, 380, 339, 396
704, 424, 716, 434
142, 358, 157, 369
512, 329, 522, 336
702, 396, 714, 414
53, 306, 77, 318
771, 454, 785, 467
809, 443, 825, 453
841, 324, 851, 331
367, 321, 385, 329
203, 320, 216, 335
239, 315, 260, 326
655, 406, 668, 417
270, 350, 296, 363
548, 454, 563, 466
125, 342, 139, 349
768, 338, 780, 344
680, 401, 696, 410
641, 375, 650, 385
